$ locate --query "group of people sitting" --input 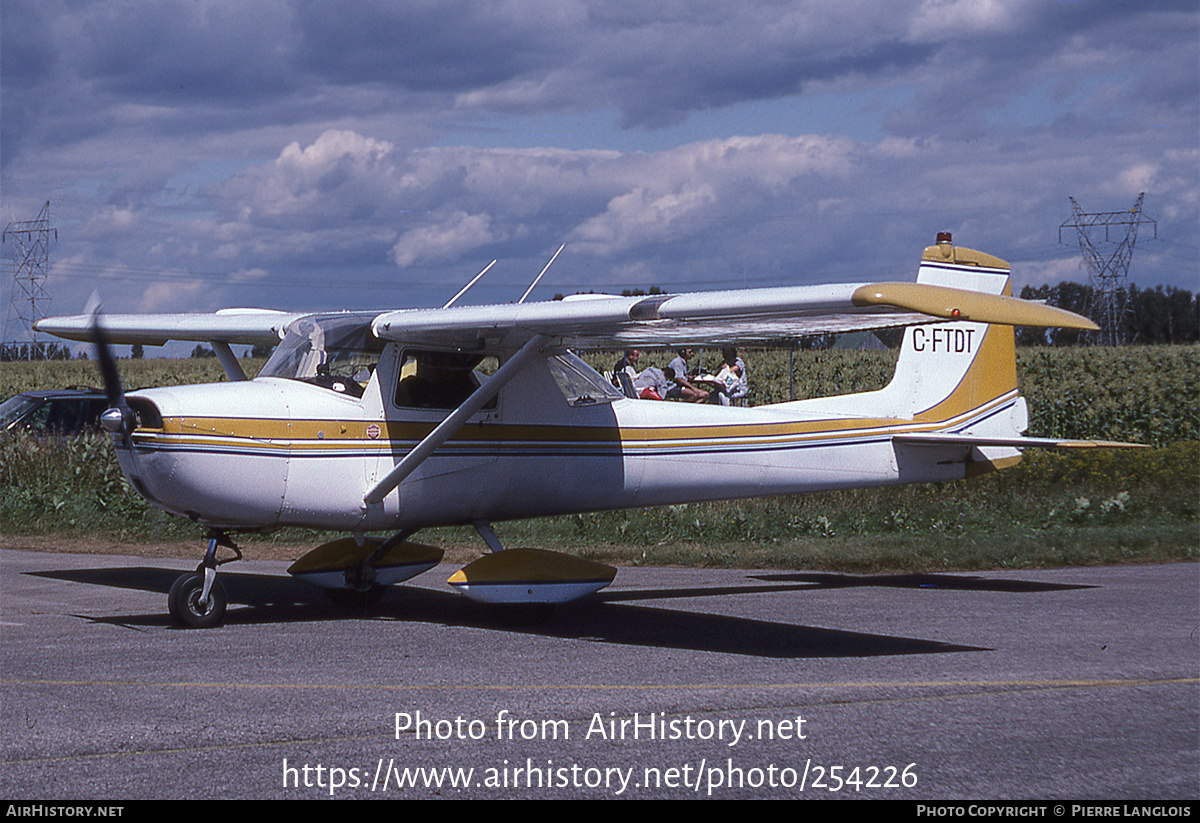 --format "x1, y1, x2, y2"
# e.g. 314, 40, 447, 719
611, 347, 749, 405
